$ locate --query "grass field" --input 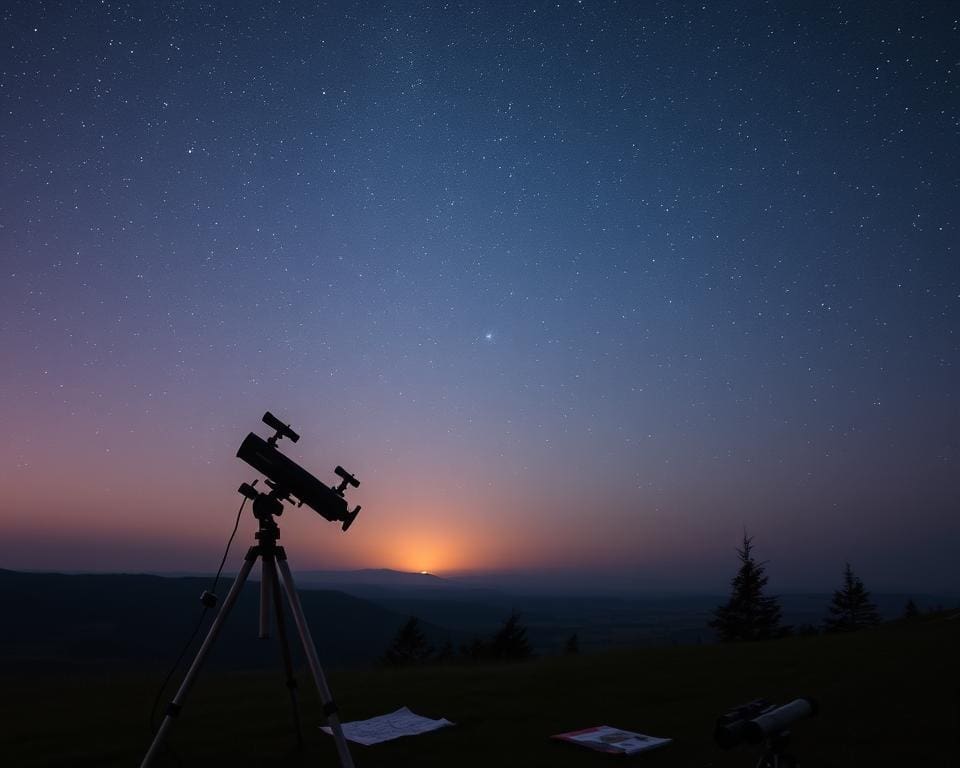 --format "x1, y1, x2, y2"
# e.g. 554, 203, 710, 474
3, 615, 958, 767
